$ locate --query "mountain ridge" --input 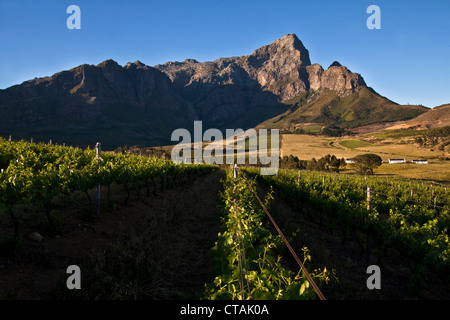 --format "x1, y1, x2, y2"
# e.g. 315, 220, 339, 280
155, 33, 367, 102
0, 33, 435, 149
